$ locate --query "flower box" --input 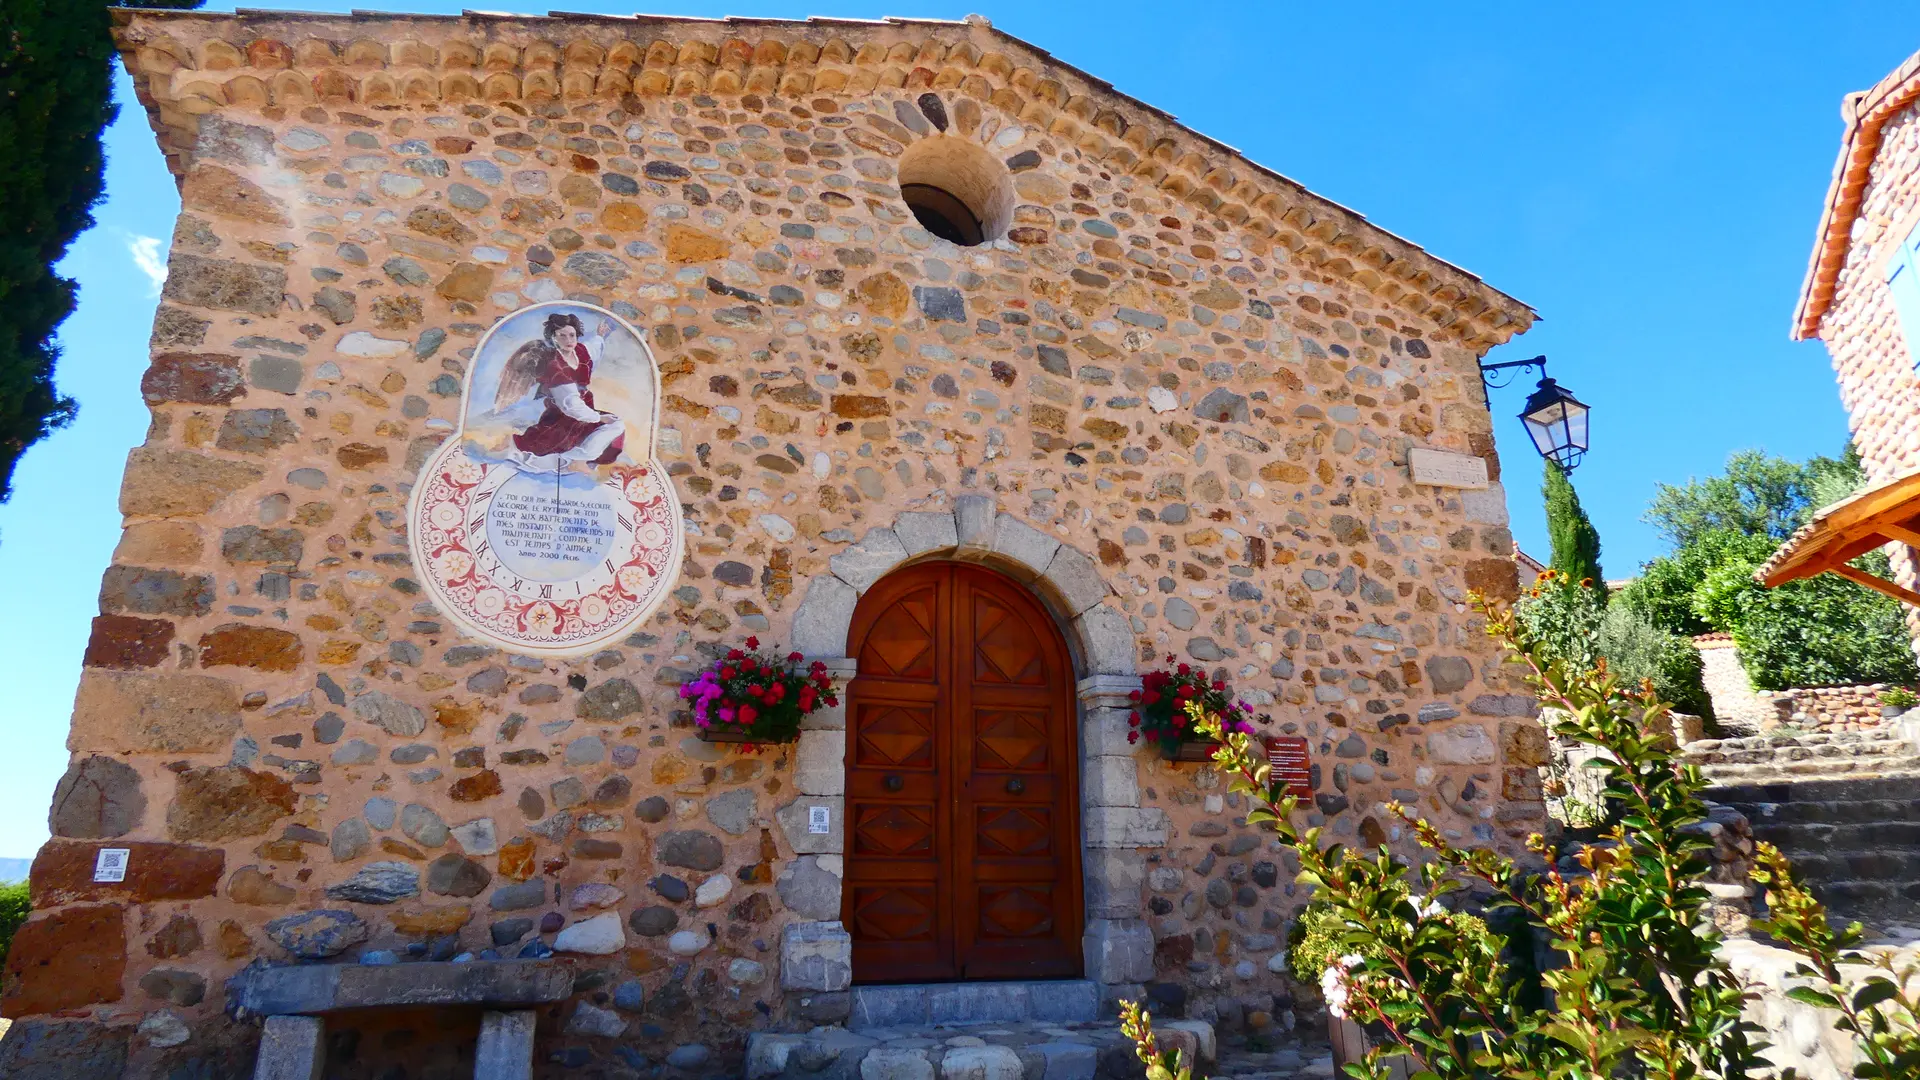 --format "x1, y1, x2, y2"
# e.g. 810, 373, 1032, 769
1129, 654, 1259, 757
681, 636, 836, 747
1159, 739, 1217, 763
